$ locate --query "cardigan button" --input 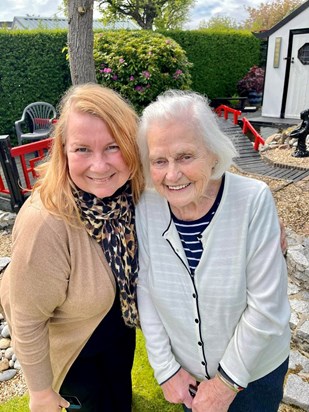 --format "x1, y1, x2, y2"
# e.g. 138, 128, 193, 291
198, 341, 203, 346
192, 293, 196, 298
195, 318, 199, 323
